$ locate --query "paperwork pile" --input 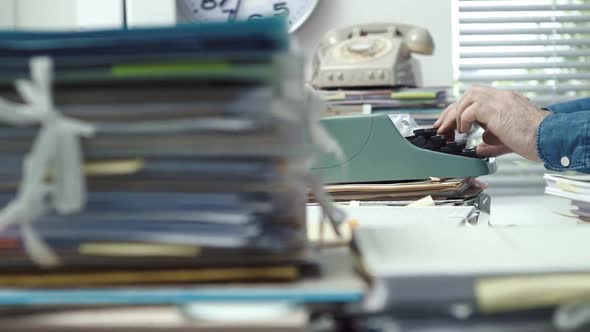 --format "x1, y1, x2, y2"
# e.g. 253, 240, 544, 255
317, 87, 453, 125
320, 178, 480, 202
544, 173, 590, 221
0, 18, 317, 286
